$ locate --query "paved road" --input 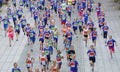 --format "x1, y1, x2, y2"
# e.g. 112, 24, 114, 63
0, 0, 120, 72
